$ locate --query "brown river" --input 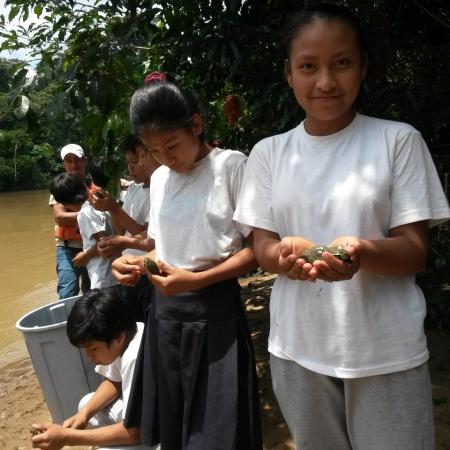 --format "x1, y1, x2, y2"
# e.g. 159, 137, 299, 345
0, 190, 58, 362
